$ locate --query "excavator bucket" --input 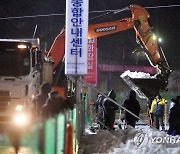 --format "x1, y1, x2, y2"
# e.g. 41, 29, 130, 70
121, 71, 167, 99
